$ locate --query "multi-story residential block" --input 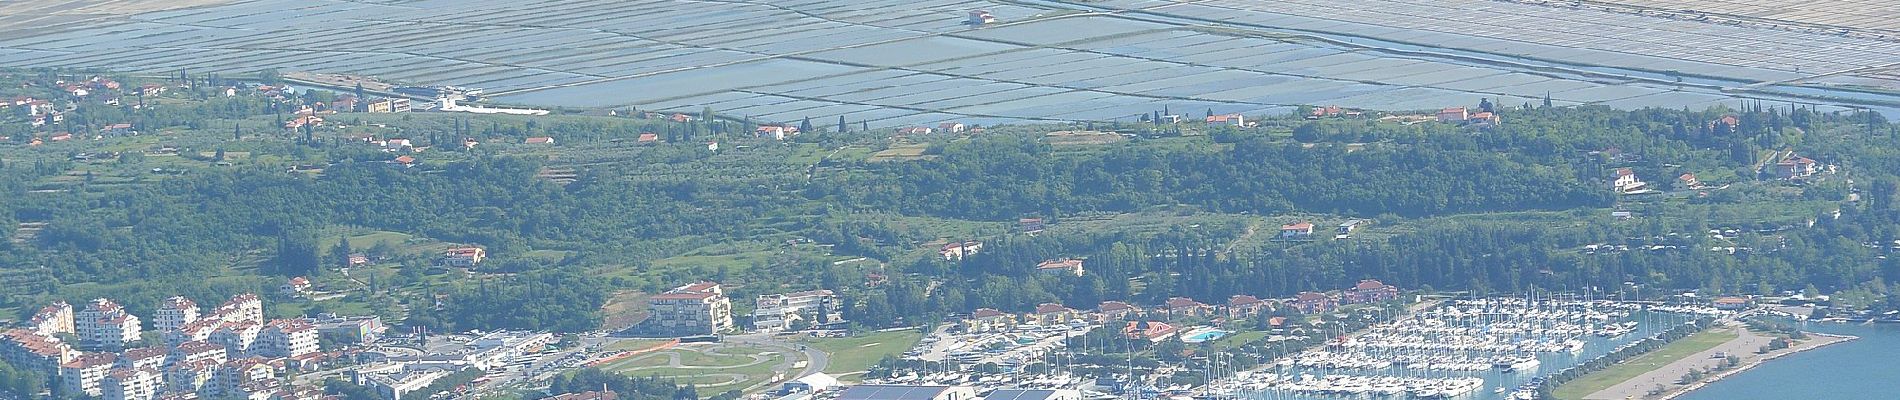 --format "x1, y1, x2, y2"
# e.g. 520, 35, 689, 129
77, 299, 143, 351
117, 346, 169, 371
751, 290, 841, 331
154, 296, 200, 333
27, 301, 75, 335
0, 328, 75, 375
645, 282, 732, 336
101, 366, 162, 400
256, 320, 320, 358
169, 341, 228, 367
163, 359, 219, 395
213, 358, 275, 396
206, 294, 264, 325
166, 320, 220, 348
1341, 279, 1400, 304
208, 322, 261, 359
62, 352, 118, 397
